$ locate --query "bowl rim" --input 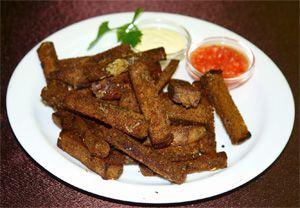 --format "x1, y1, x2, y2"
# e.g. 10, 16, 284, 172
135, 18, 192, 56
186, 36, 255, 81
